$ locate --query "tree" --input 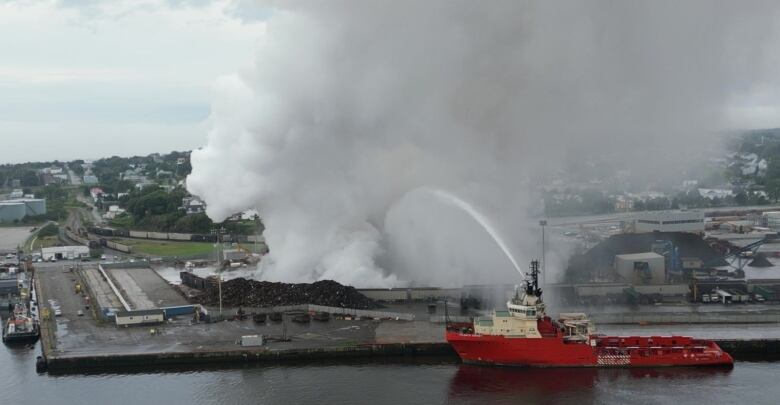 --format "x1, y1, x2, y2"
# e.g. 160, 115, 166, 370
20, 170, 40, 187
